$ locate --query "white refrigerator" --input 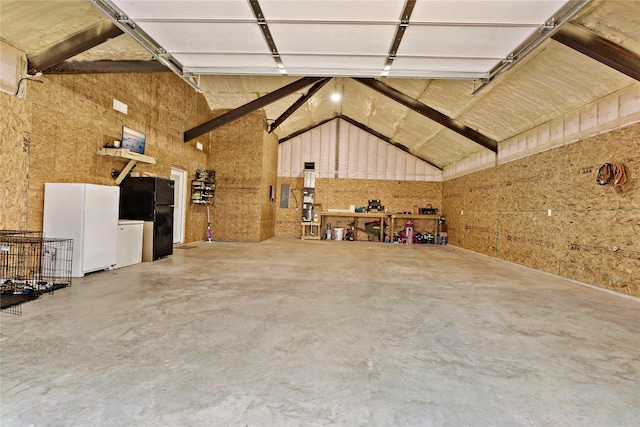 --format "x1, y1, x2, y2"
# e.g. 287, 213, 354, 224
43, 183, 120, 277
